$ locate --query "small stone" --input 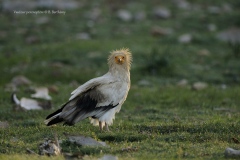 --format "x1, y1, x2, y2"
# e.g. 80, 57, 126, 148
217, 27, 240, 44
177, 79, 188, 87
39, 139, 61, 156
208, 6, 221, 14
224, 147, 240, 158
153, 7, 171, 19
85, 8, 101, 21
11, 75, 31, 86
117, 9, 132, 22
192, 82, 208, 90
99, 155, 118, 160
222, 3, 232, 12
151, 26, 173, 37
207, 24, 217, 32
174, 0, 191, 10
221, 84, 227, 89
0, 121, 9, 129
66, 134, 108, 147
76, 33, 90, 40
178, 34, 192, 43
